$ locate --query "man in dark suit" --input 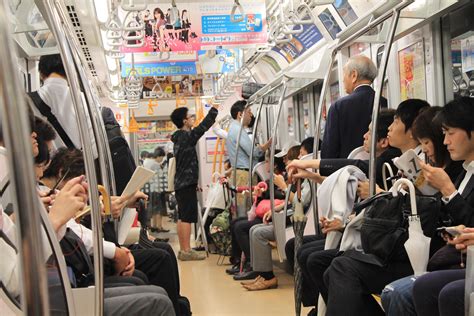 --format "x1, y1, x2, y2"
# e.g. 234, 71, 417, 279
321, 55, 387, 159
